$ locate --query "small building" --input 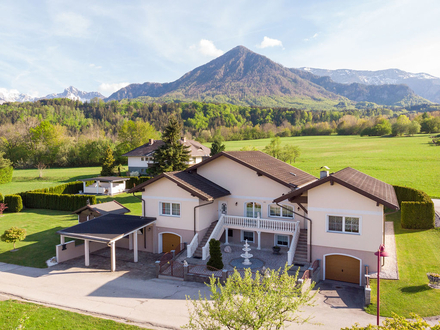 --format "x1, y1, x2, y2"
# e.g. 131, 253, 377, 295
72, 200, 131, 223
80, 177, 130, 196
122, 138, 211, 175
